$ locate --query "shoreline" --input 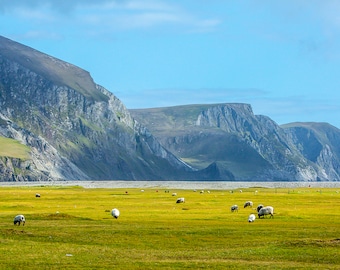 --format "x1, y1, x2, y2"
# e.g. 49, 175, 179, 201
0, 180, 340, 189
